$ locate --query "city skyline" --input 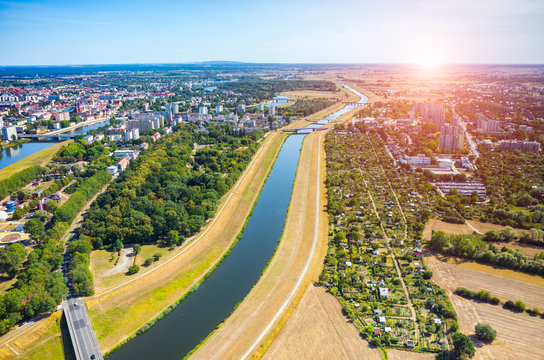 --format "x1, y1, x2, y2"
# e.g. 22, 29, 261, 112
1, 0, 544, 66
